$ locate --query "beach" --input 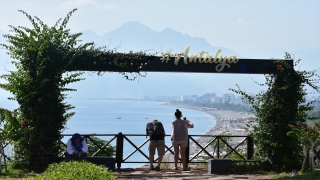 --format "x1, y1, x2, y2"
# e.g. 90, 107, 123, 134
161, 103, 255, 164
164, 103, 254, 133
